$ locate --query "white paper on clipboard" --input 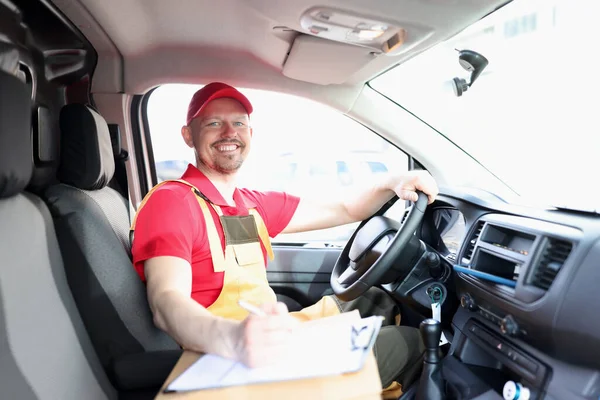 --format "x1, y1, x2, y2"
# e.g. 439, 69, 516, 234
165, 312, 384, 393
